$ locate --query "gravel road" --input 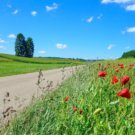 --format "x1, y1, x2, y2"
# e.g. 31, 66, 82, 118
0, 66, 81, 122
